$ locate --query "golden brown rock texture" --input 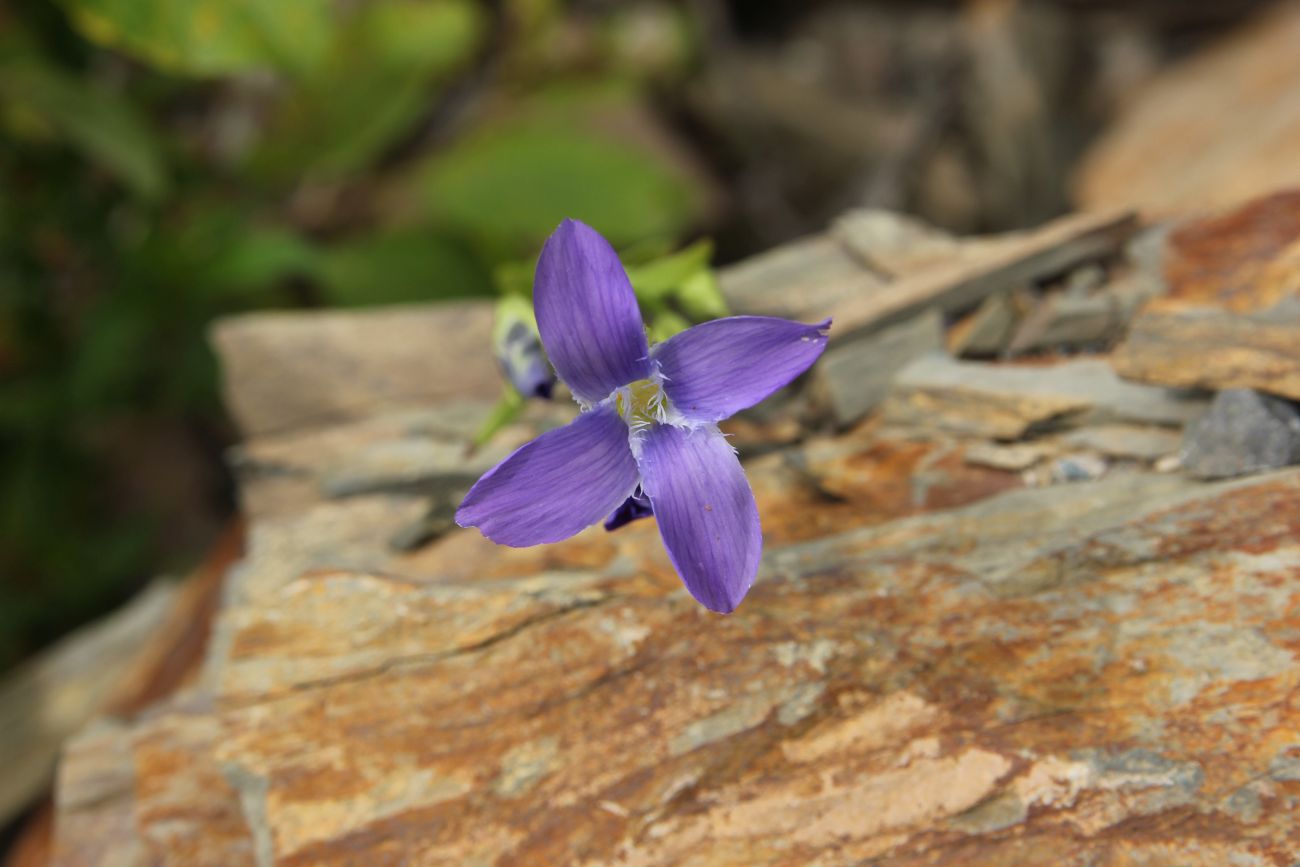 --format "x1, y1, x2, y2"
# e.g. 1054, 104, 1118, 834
1162, 190, 1300, 313
1076, 3, 1300, 216
50, 211, 1300, 866
50, 458, 1300, 866
1111, 307, 1300, 401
